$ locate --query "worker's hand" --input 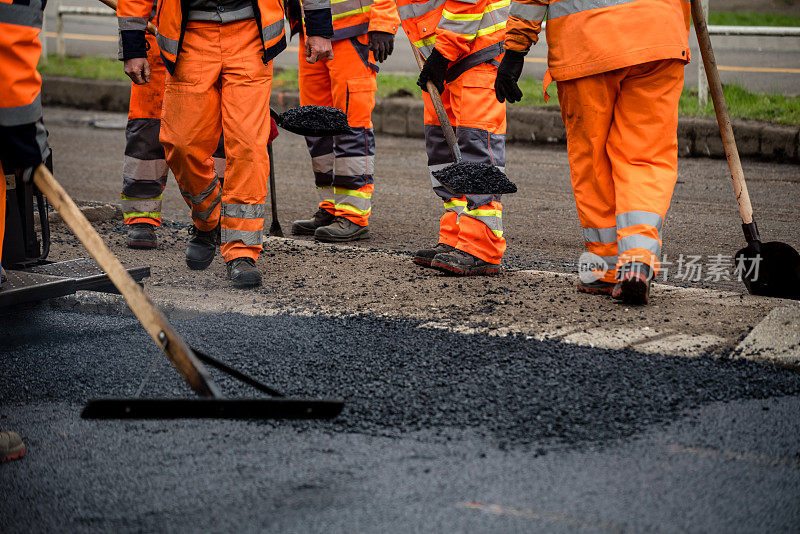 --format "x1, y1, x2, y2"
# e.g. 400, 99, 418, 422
495, 50, 526, 104
417, 48, 449, 94
124, 57, 151, 85
305, 36, 334, 64
368, 31, 395, 63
